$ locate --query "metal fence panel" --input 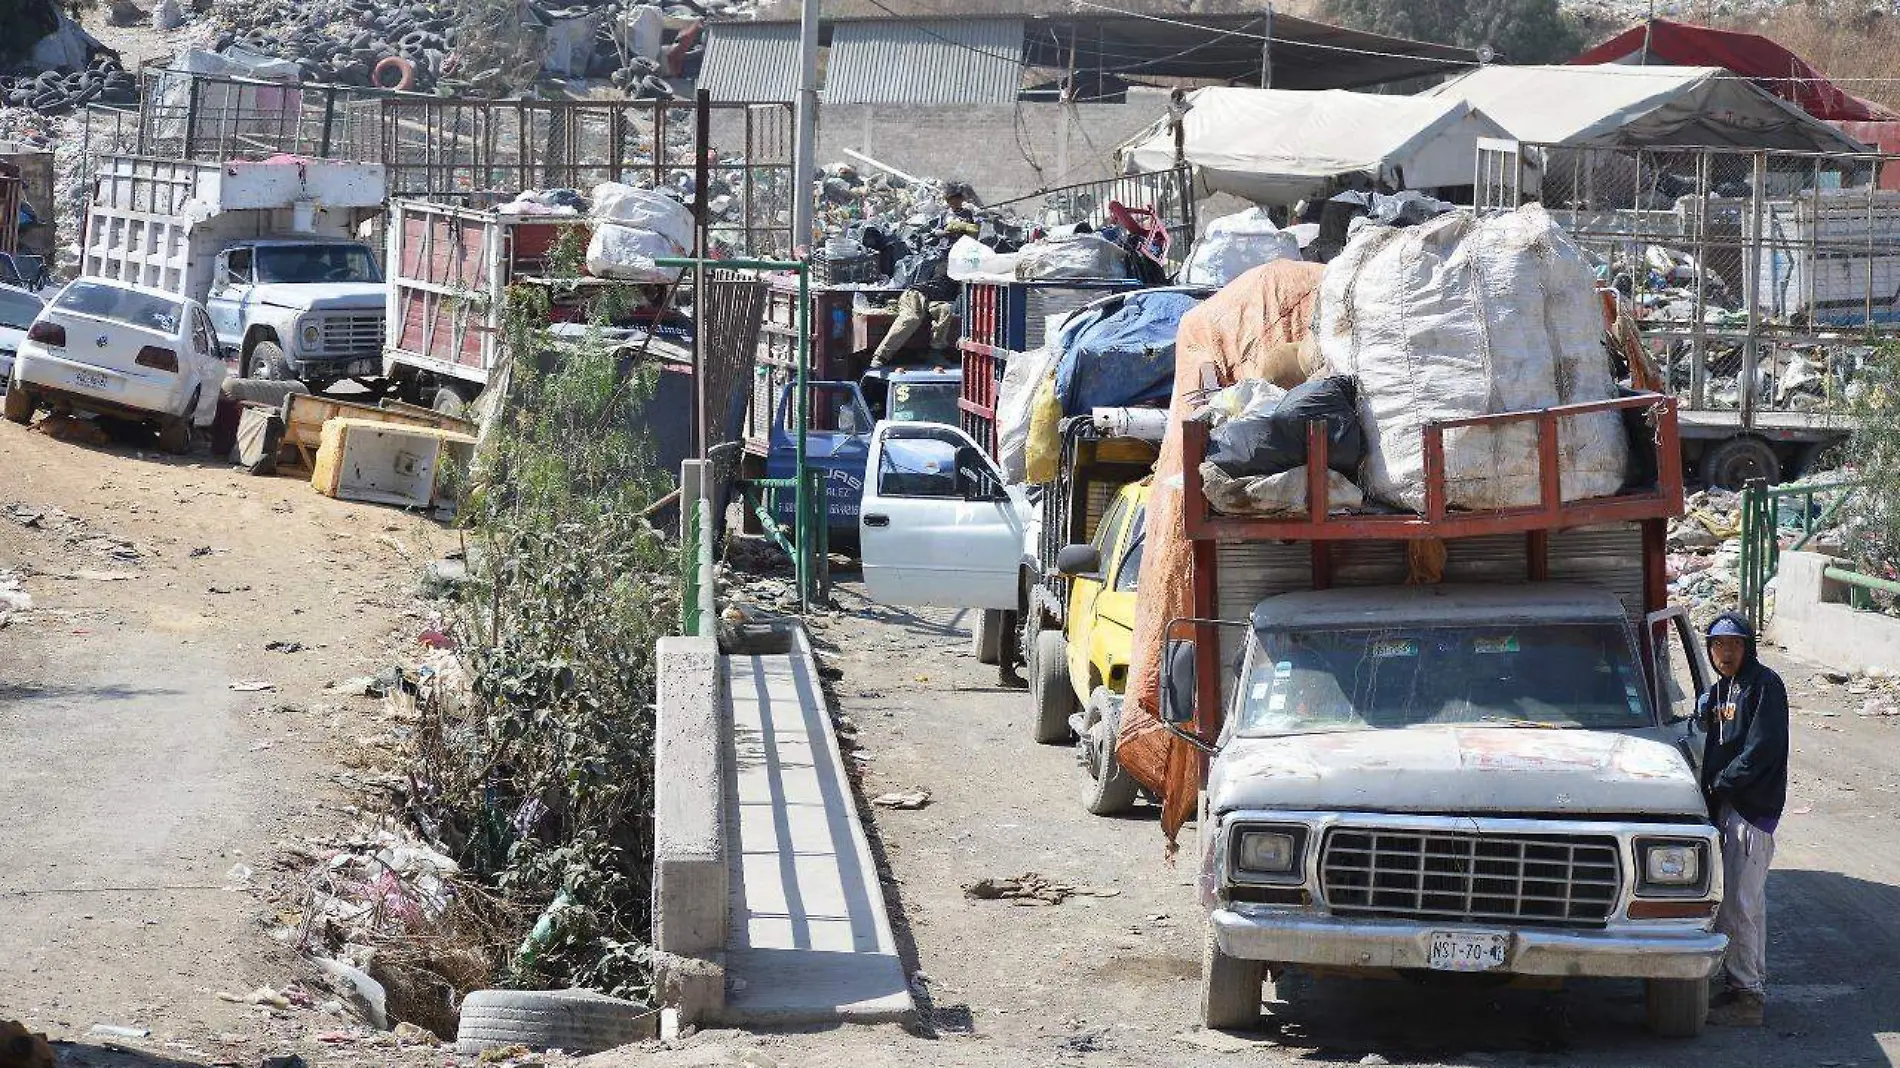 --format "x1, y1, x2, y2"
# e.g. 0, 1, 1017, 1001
987, 166, 1197, 271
